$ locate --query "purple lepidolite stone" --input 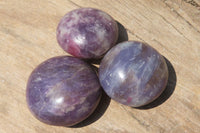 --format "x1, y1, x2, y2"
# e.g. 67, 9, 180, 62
99, 41, 168, 107
56, 8, 118, 59
26, 56, 102, 126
